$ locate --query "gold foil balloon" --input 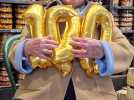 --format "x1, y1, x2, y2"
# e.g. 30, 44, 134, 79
23, 3, 113, 78
80, 3, 113, 77
46, 5, 81, 76
23, 4, 46, 38
23, 4, 51, 69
